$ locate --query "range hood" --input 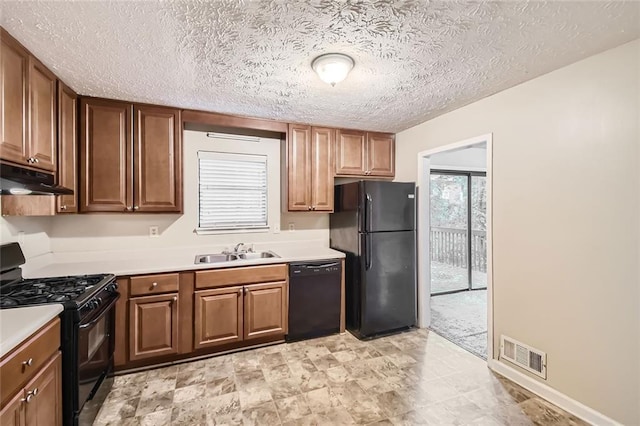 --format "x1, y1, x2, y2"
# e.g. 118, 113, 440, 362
0, 163, 73, 196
